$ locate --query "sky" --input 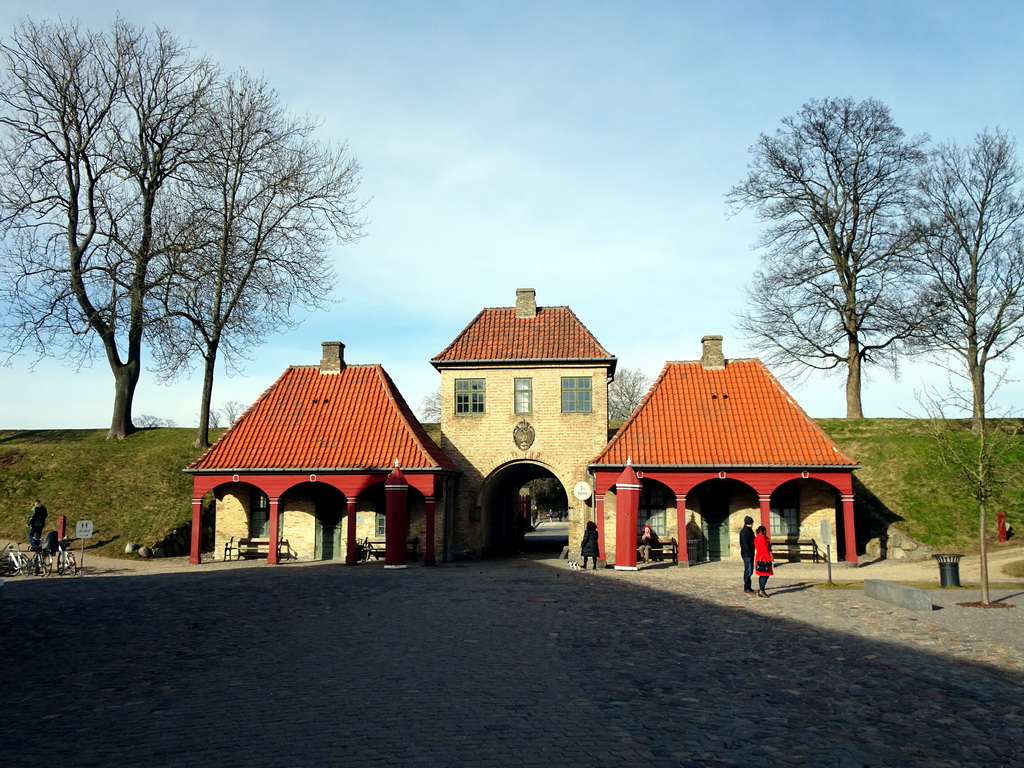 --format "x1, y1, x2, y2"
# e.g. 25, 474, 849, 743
2, 0, 1024, 429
